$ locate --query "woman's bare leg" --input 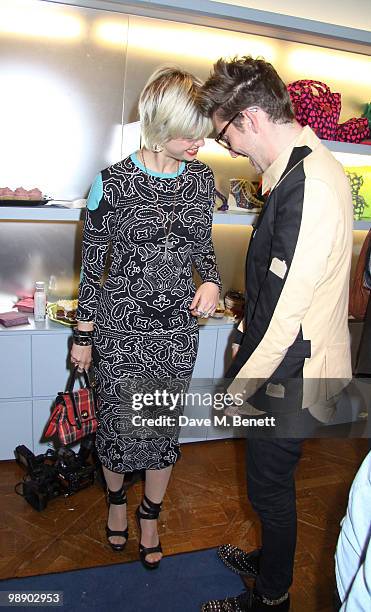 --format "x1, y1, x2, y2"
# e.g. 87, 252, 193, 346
103, 466, 127, 546
139, 465, 173, 563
